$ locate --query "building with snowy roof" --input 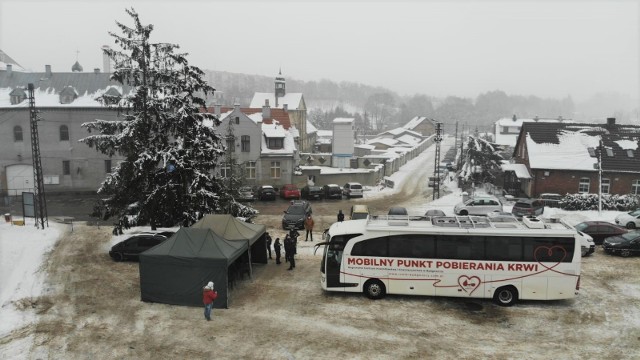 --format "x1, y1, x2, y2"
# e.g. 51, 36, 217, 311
402, 116, 436, 137
495, 115, 573, 147
0, 48, 132, 196
508, 118, 640, 197
249, 70, 311, 152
